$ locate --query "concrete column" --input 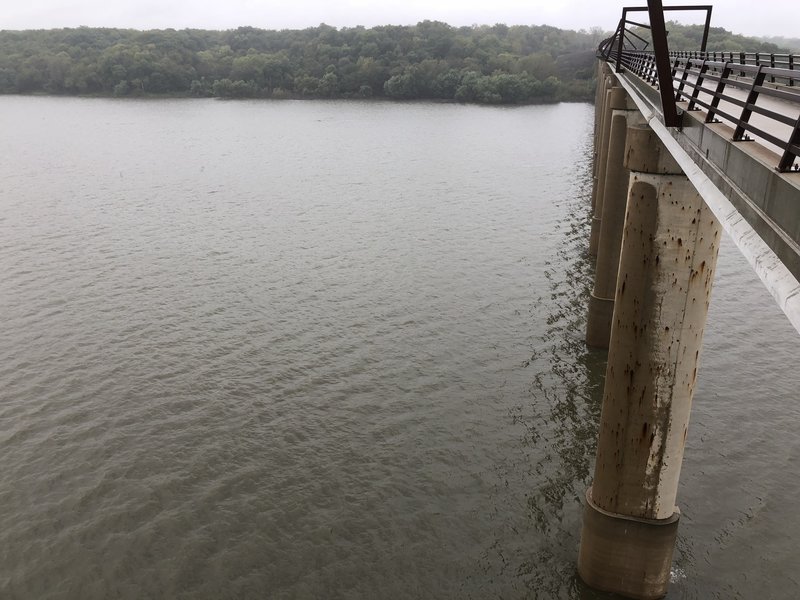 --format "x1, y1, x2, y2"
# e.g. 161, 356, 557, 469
590, 76, 614, 204
590, 75, 611, 191
578, 125, 721, 599
588, 82, 621, 256
593, 62, 606, 115
586, 94, 646, 348
592, 64, 612, 150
